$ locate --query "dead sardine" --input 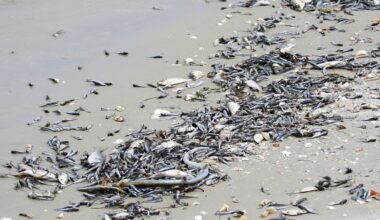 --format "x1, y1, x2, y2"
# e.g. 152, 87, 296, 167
48, 78, 61, 84
329, 199, 347, 206
60, 99, 75, 106
40, 101, 59, 108
13, 169, 57, 181
86, 80, 112, 86
282, 209, 307, 216
149, 170, 194, 180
